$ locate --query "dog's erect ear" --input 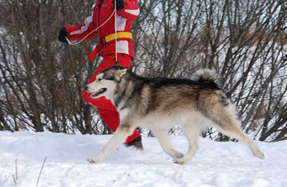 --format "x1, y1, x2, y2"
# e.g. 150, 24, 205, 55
118, 68, 127, 78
